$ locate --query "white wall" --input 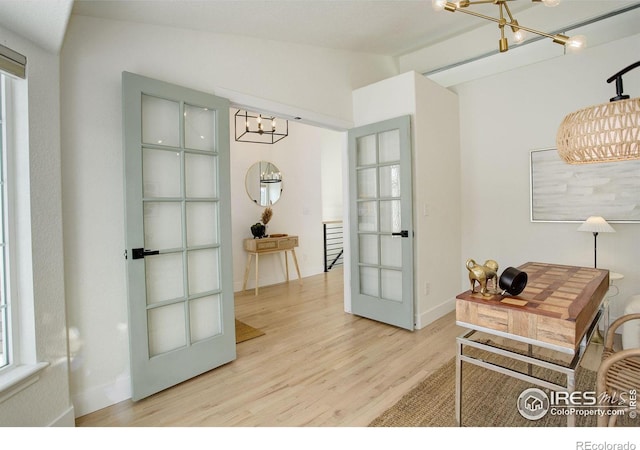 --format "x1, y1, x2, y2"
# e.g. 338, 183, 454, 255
351, 71, 461, 328
321, 137, 344, 222
413, 74, 461, 327
60, 14, 397, 417
230, 114, 344, 291
453, 33, 640, 325
0, 26, 73, 426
